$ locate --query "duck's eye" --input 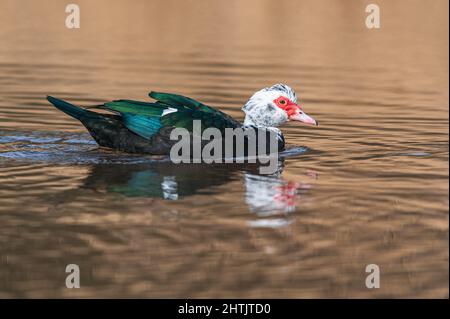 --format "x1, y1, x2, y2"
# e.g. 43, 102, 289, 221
279, 100, 287, 105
